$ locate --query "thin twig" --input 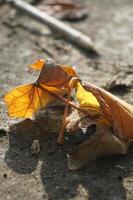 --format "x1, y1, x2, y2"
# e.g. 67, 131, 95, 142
36, 83, 89, 115
57, 77, 79, 144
